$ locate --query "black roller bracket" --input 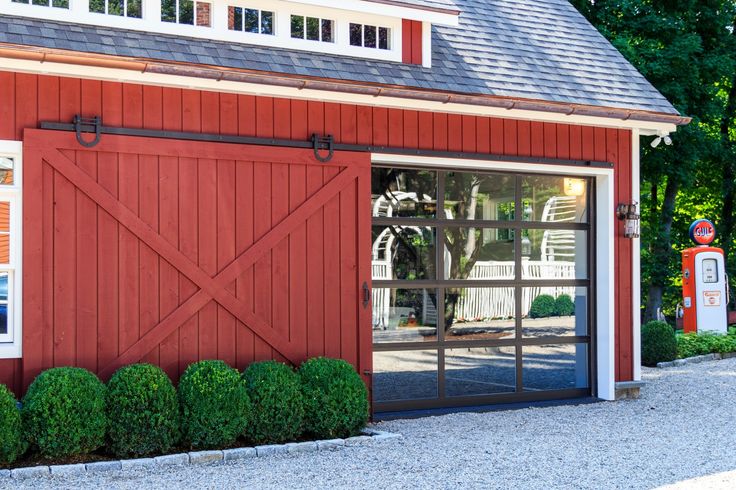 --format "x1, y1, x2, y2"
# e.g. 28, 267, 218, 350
73, 115, 102, 148
312, 133, 334, 163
